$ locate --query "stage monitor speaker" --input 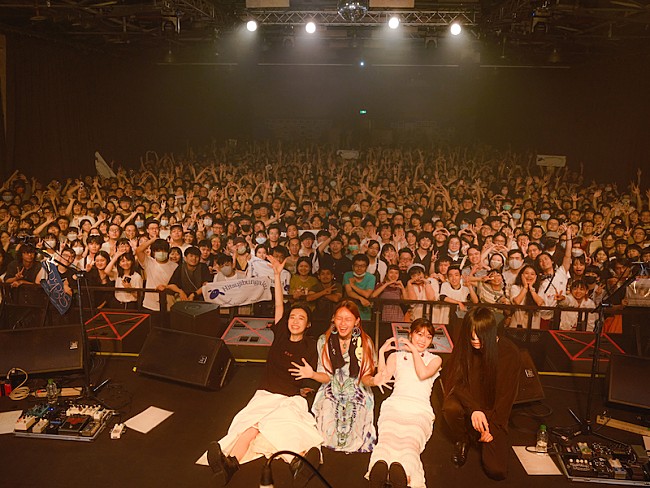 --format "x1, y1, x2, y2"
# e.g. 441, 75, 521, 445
607, 354, 650, 409
514, 349, 545, 405
170, 302, 222, 337
0, 325, 83, 374
136, 328, 233, 390
0, 304, 46, 330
